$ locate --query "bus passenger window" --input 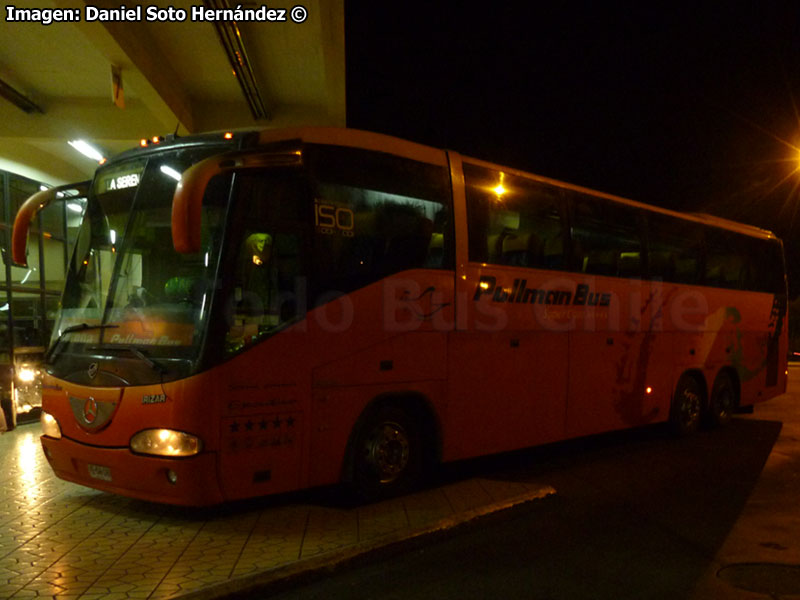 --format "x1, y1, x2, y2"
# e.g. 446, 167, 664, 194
704, 228, 754, 290
236, 232, 274, 314
568, 195, 644, 279
646, 213, 702, 284
224, 172, 308, 354
311, 184, 439, 295
305, 145, 452, 303
464, 163, 566, 269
